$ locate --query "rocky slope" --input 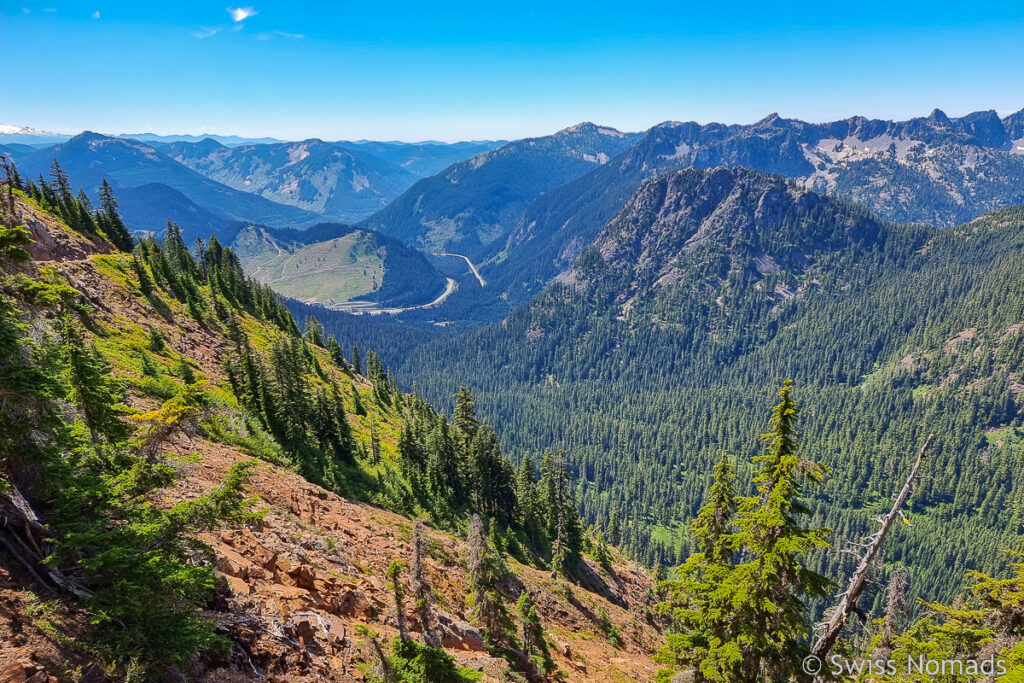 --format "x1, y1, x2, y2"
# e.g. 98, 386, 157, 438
631, 108, 1024, 226
575, 166, 885, 295
0, 194, 660, 682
